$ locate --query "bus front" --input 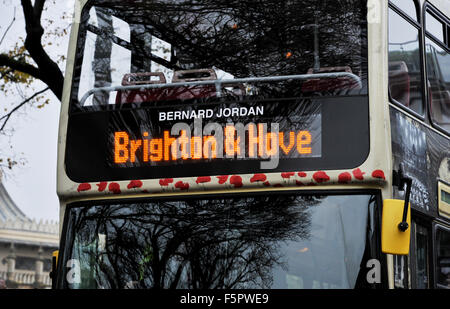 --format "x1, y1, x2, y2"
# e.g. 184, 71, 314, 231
55, 0, 391, 289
